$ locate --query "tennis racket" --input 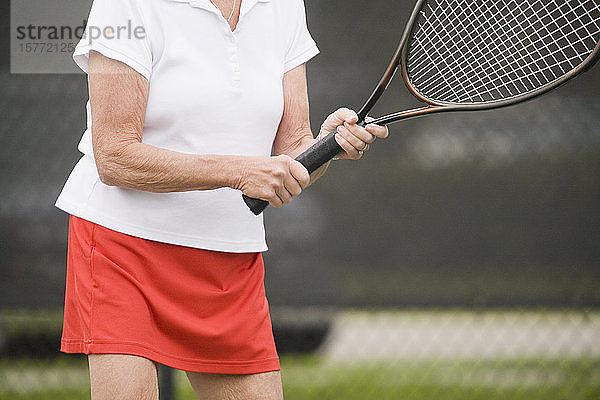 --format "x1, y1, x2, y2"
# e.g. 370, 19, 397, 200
244, 0, 600, 215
